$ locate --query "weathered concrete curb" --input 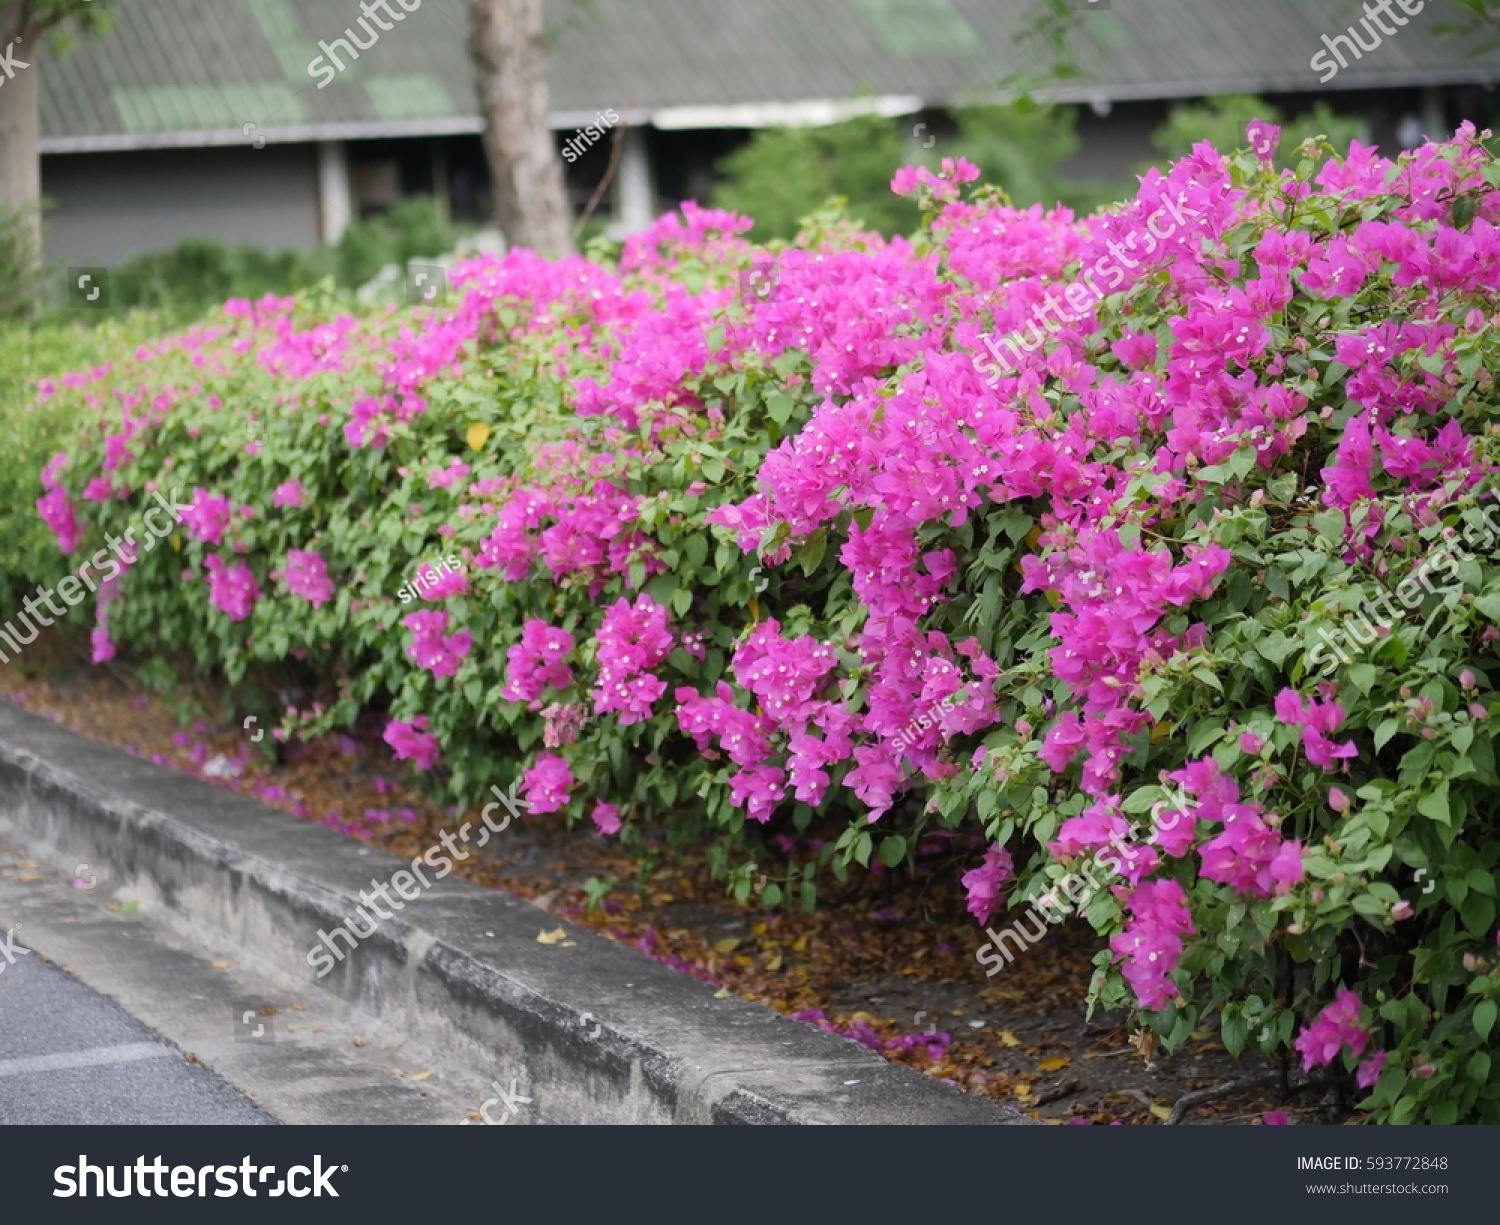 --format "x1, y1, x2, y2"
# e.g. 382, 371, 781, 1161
0, 704, 1029, 1125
